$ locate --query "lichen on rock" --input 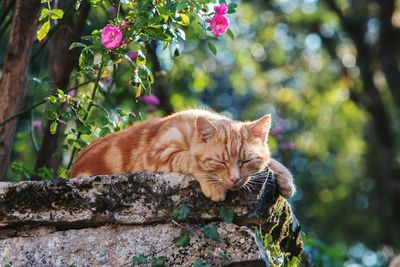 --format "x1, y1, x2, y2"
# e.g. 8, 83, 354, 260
0, 170, 303, 266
